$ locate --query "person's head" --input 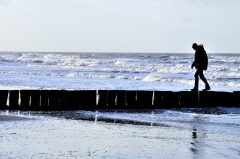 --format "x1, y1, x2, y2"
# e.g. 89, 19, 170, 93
192, 43, 198, 50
